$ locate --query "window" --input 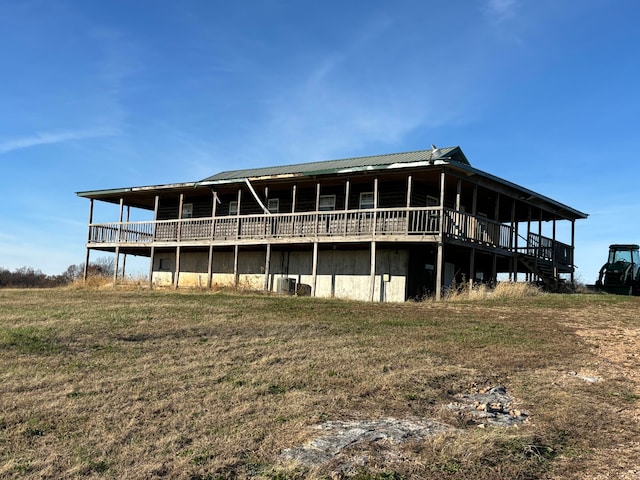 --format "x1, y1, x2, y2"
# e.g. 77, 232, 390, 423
159, 258, 172, 271
426, 195, 439, 207
267, 198, 279, 213
181, 203, 193, 219
229, 201, 238, 215
318, 195, 336, 211
359, 192, 375, 209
